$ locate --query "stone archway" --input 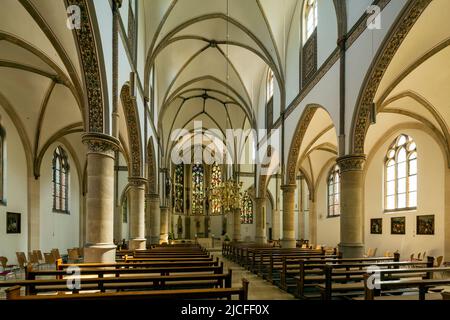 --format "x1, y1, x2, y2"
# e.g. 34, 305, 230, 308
350, 0, 432, 155
68, 0, 107, 133
285, 104, 320, 185
147, 137, 157, 194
